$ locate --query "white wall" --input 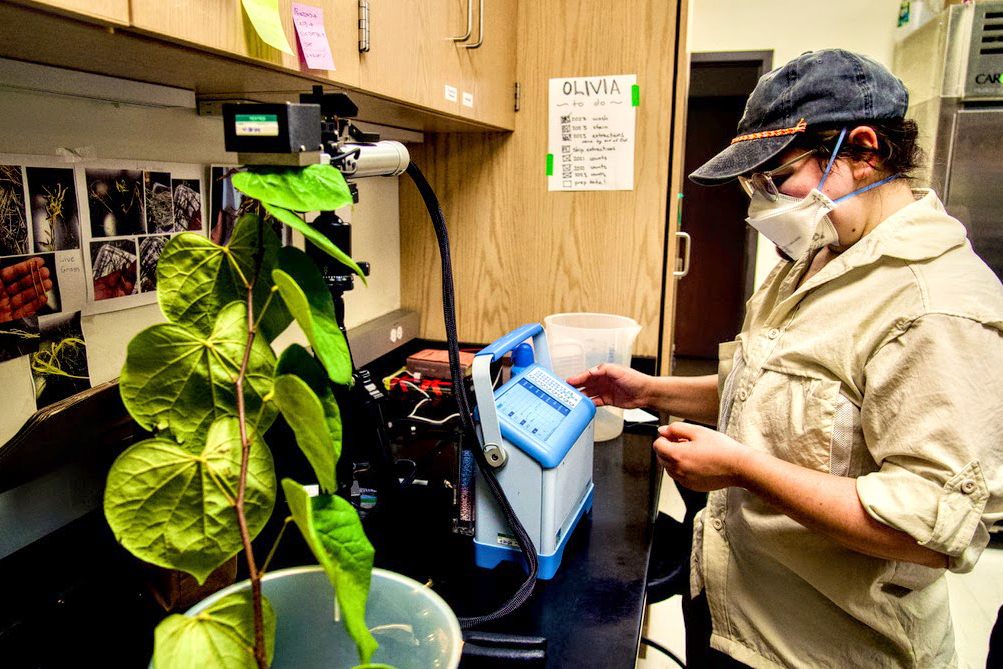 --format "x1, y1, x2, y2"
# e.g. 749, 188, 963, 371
687, 0, 904, 288
0, 87, 401, 445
